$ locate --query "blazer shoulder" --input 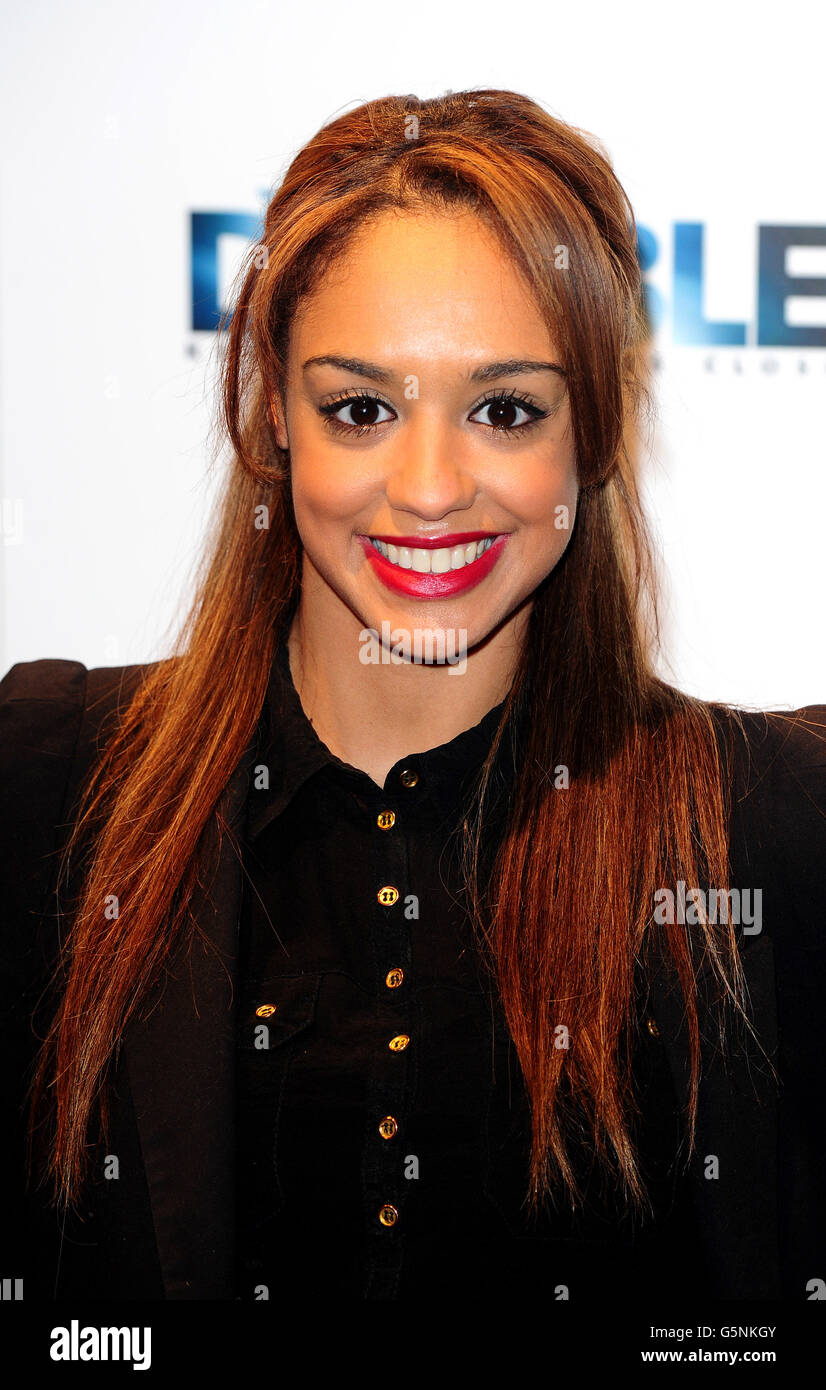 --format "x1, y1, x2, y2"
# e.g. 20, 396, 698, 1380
0, 657, 163, 962
710, 701, 826, 797
713, 702, 826, 941
754, 703, 826, 870
0, 655, 87, 707
0, 656, 157, 828
0, 660, 88, 799
0, 656, 154, 749
760, 705, 826, 819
